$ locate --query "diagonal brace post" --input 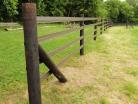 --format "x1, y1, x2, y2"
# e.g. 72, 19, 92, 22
39, 45, 67, 83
